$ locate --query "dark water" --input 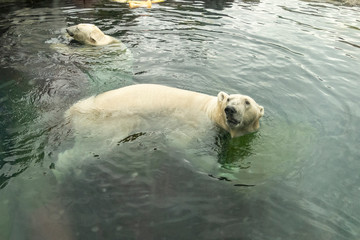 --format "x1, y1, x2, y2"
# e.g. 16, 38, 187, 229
1, 0, 360, 239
